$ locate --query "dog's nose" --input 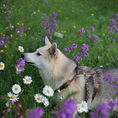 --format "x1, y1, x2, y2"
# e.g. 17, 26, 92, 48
21, 54, 24, 59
